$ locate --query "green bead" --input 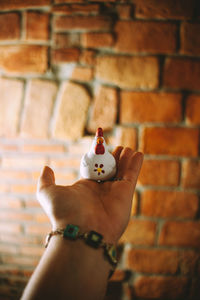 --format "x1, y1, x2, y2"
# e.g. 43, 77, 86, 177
63, 224, 80, 240
106, 245, 117, 265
